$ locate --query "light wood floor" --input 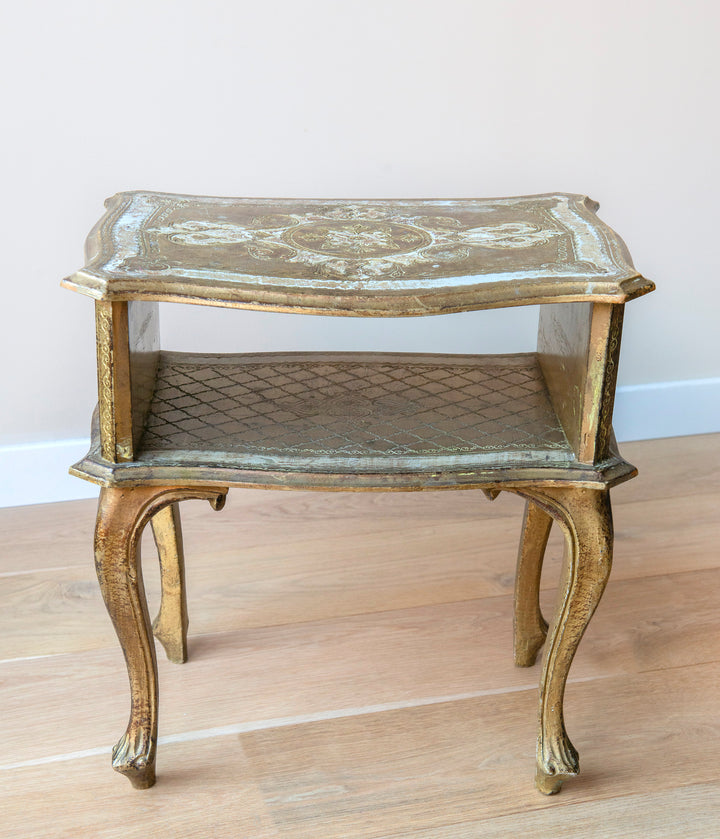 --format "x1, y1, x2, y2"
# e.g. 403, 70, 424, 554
2, 434, 719, 838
